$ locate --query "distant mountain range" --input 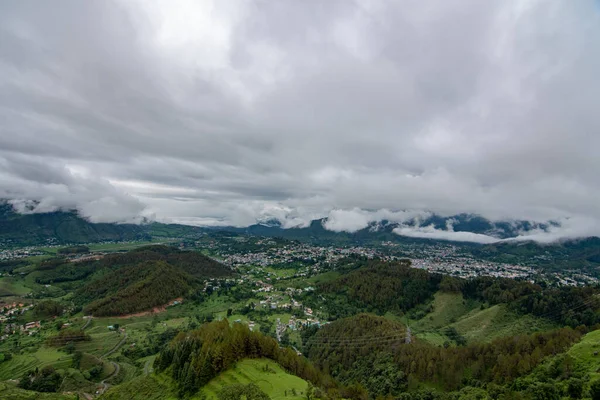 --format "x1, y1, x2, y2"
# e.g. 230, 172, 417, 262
0, 200, 581, 246
223, 213, 554, 243
3, 201, 600, 273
